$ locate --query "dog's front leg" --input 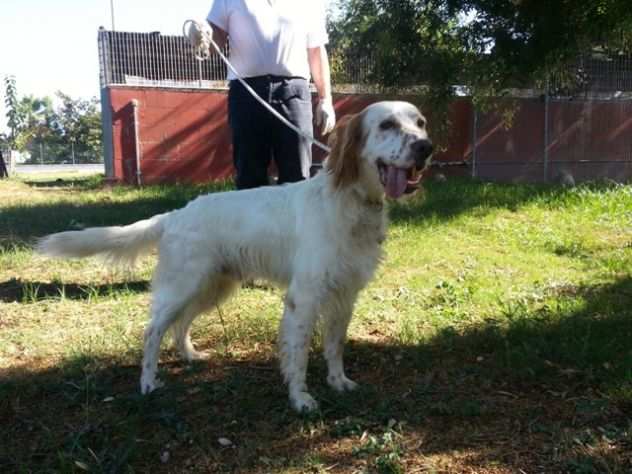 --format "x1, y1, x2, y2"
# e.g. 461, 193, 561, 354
278, 292, 320, 413
322, 294, 359, 392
